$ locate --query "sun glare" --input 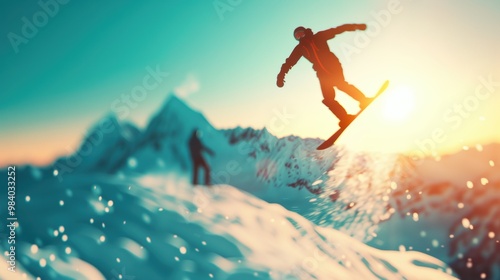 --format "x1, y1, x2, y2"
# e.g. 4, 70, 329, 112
381, 86, 416, 122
